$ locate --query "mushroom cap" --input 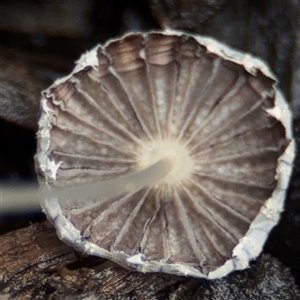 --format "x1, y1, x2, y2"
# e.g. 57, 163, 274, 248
35, 30, 295, 279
